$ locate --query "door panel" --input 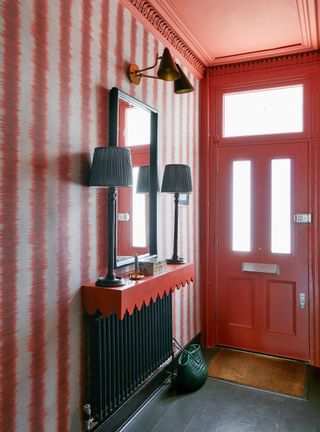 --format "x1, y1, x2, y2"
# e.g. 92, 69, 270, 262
266, 280, 296, 335
216, 142, 309, 360
228, 277, 255, 328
